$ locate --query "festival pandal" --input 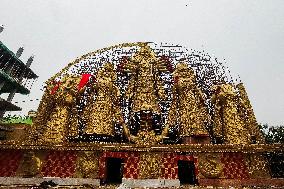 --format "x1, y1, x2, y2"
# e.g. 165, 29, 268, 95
0, 42, 283, 188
